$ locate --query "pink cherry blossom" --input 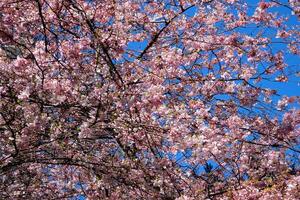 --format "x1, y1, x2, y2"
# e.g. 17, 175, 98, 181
0, 0, 299, 199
